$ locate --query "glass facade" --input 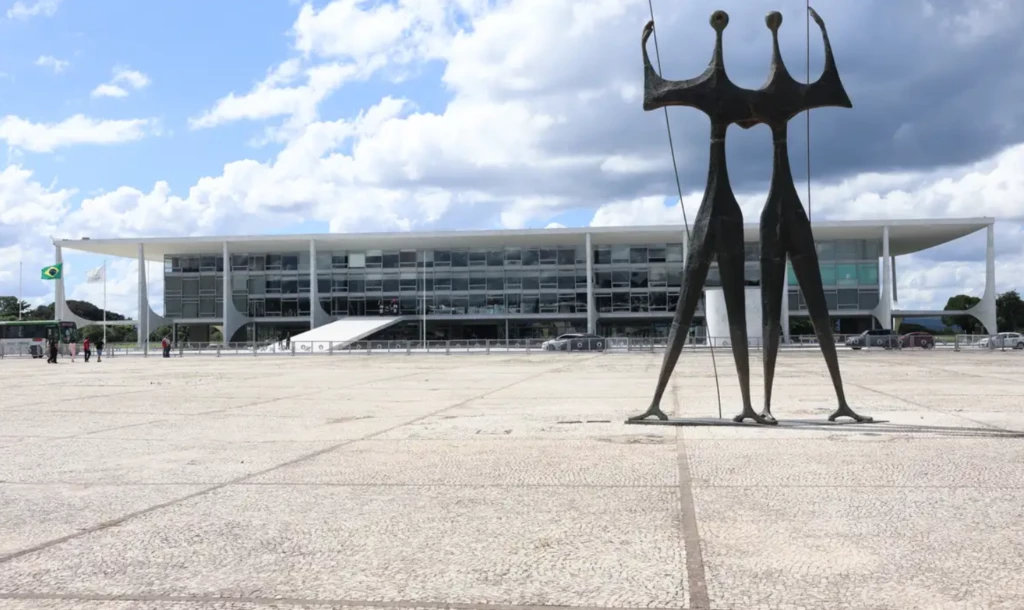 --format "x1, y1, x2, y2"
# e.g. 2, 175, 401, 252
163, 238, 882, 322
